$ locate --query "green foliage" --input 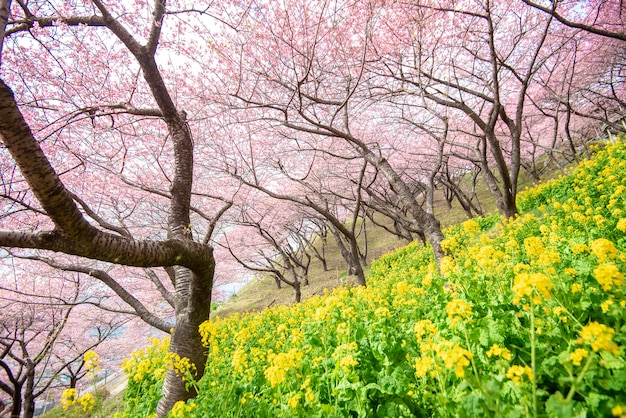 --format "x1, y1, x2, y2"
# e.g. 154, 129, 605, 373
119, 140, 626, 417
116, 338, 170, 417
